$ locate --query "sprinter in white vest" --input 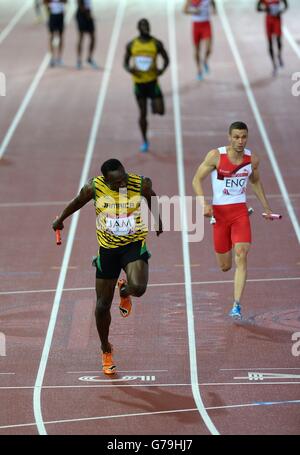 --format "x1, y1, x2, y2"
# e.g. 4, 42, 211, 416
183, 0, 216, 80
193, 122, 274, 319
44, 0, 67, 67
